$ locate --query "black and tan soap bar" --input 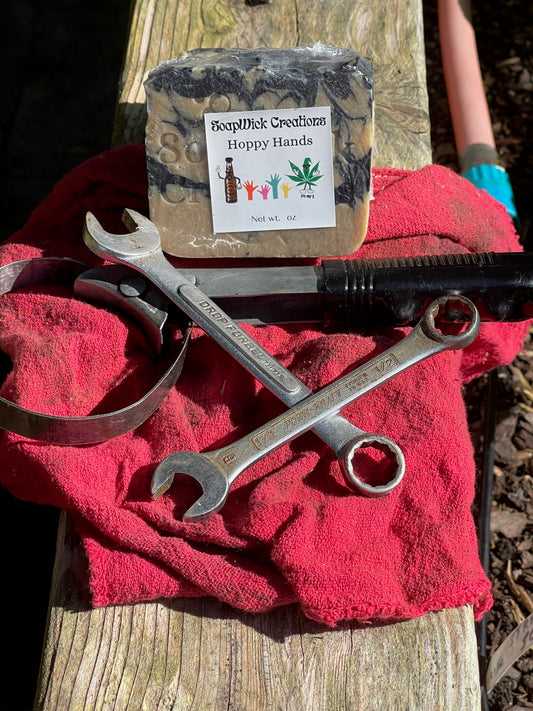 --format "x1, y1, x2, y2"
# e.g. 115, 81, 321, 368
144, 43, 373, 258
